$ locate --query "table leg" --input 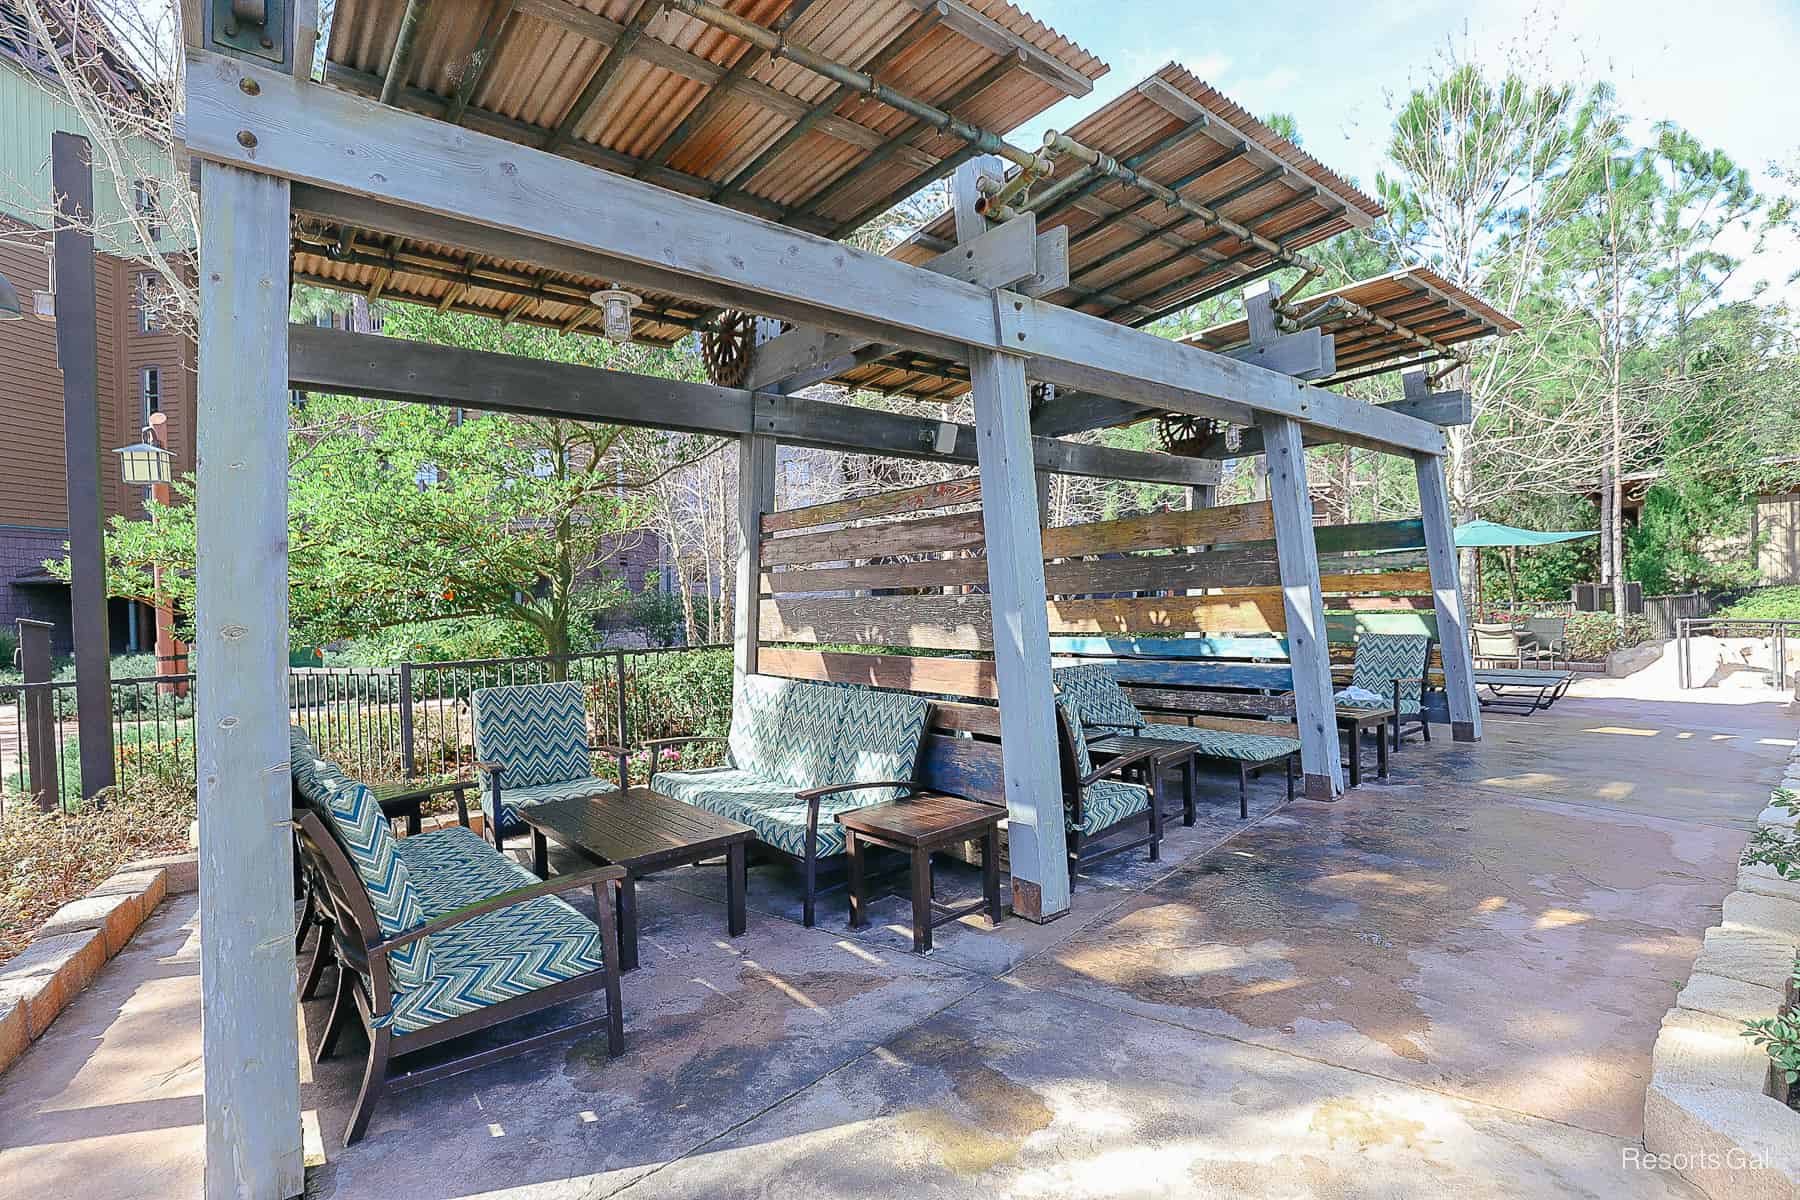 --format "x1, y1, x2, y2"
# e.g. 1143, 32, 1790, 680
846, 830, 868, 931
617, 874, 639, 972
910, 847, 932, 954
982, 827, 1002, 926
1347, 724, 1362, 788
532, 828, 548, 879
727, 840, 747, 938
1377, 722, 1389, 778
1182, 755, 1196, 826
406, 806, 421, 837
